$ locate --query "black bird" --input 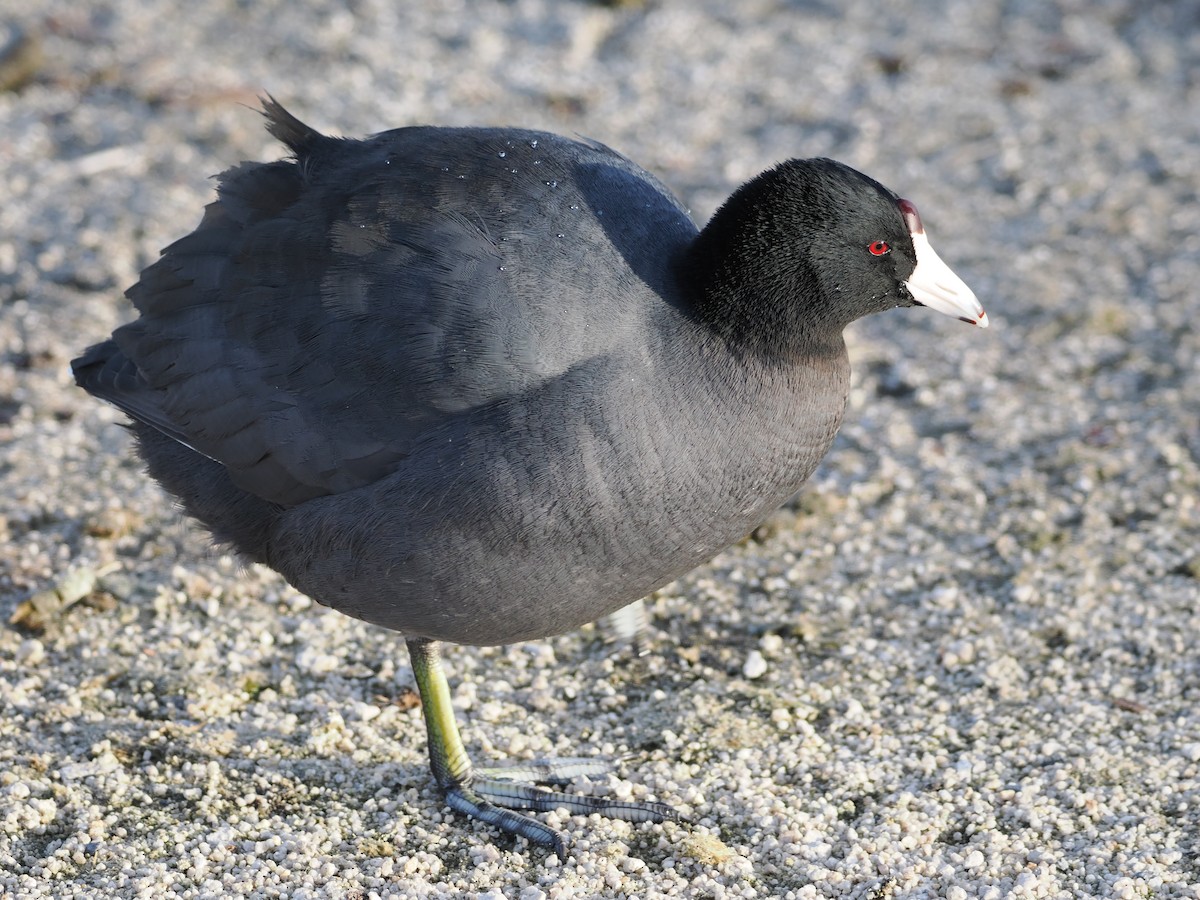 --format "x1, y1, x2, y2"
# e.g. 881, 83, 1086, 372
73, 98, 987, 859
